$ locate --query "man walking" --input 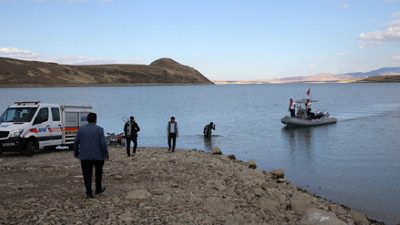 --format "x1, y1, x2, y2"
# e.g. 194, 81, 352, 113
167, 116, 179, 152
124, 116, 140, 156
74, 112, 109, 199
